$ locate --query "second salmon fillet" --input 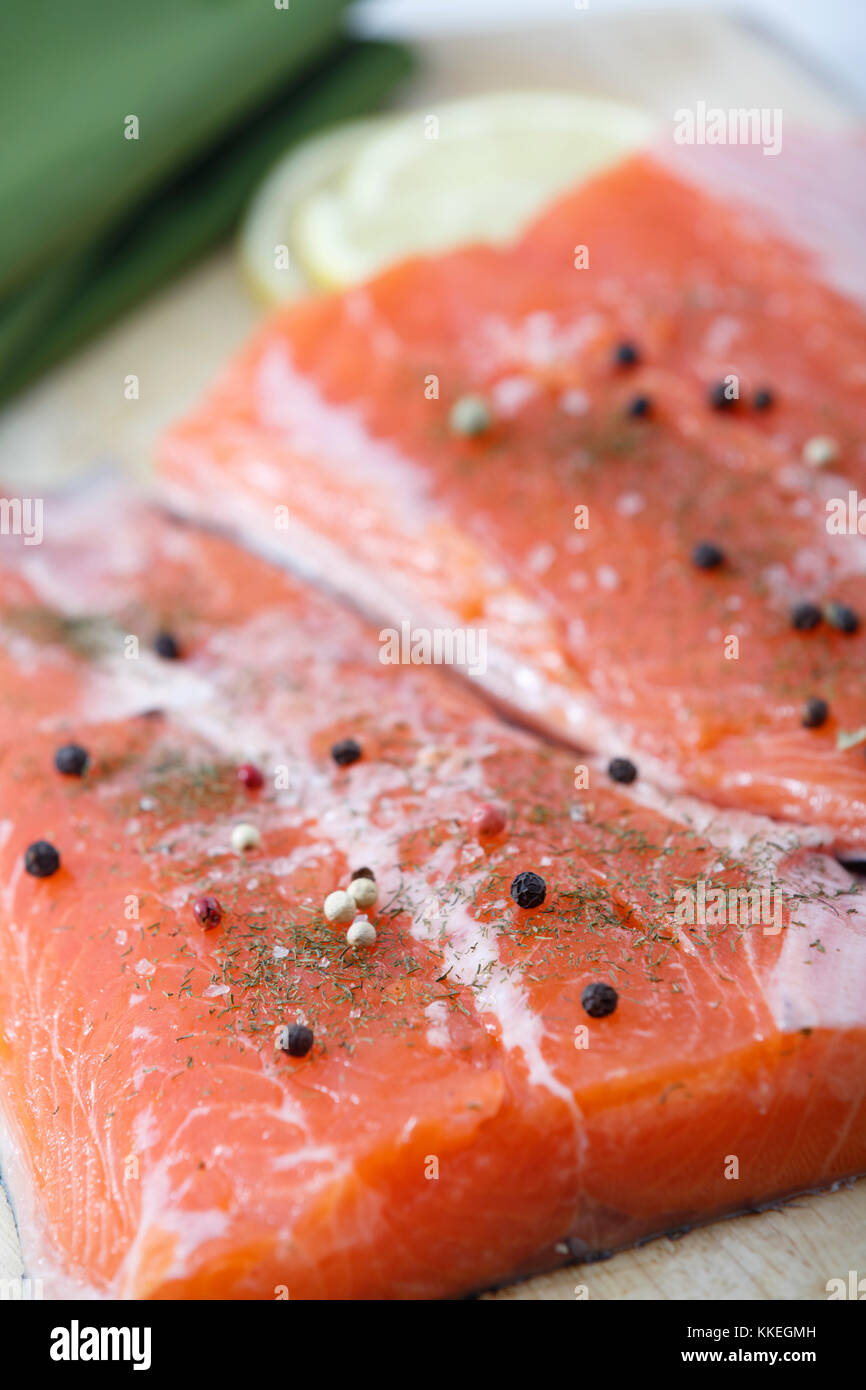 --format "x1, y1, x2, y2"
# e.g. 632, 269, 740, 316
159, 155, 866, 852
0, 484, 864, 1299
